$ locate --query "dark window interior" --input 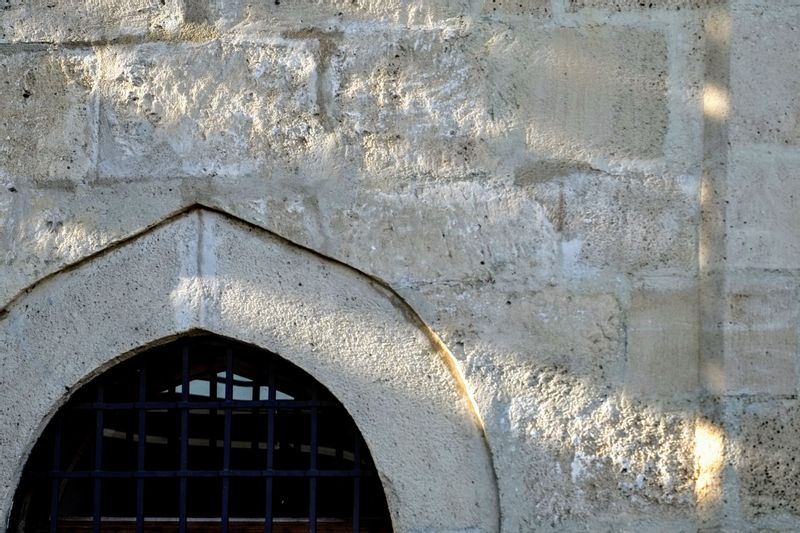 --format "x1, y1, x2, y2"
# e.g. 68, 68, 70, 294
10, 335, 392, 533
